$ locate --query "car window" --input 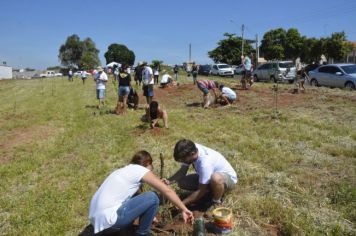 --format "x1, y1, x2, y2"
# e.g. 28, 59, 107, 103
213, 65, 218, 69
259, 64, 268, 69
328, 66, 341, 74
318, 66, 331, 73
278, 62, 293, 68
341, 65, 356, 74
218, 64, 230, 69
